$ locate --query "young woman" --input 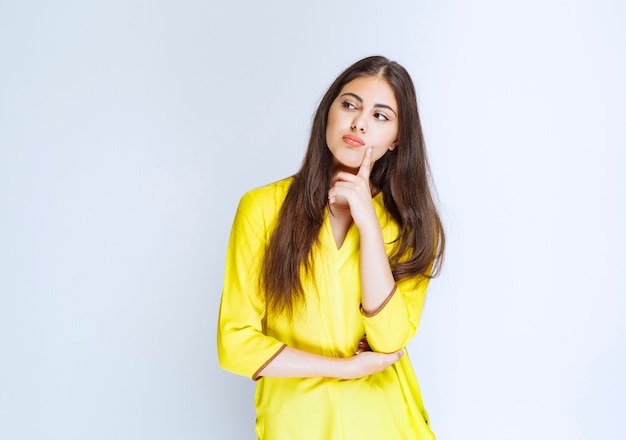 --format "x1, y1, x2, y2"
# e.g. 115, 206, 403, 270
217, 55, 445, 439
